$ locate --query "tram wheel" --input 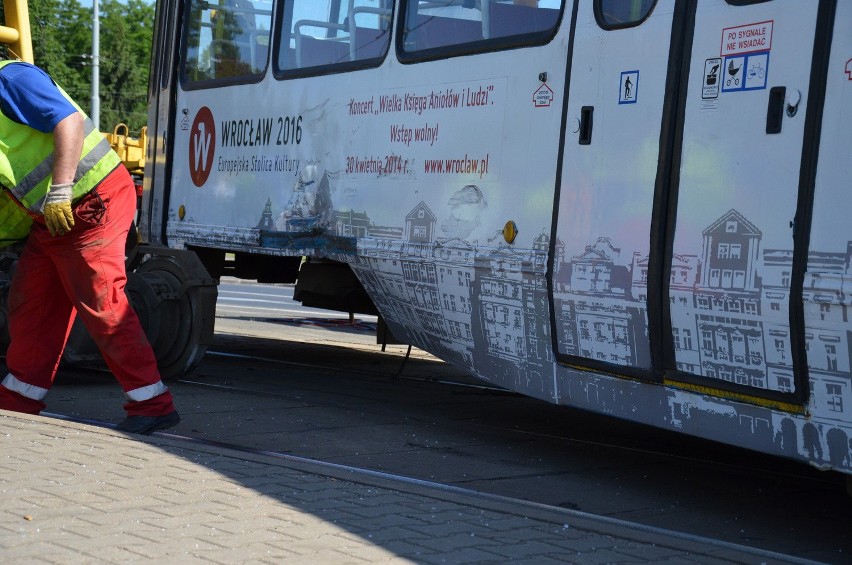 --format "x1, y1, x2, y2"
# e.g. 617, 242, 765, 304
127, 253, 217, 378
